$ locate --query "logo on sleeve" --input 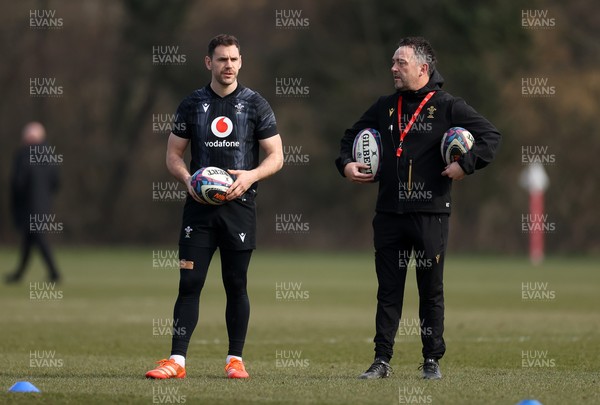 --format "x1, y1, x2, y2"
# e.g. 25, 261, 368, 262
211, 116, 233, 138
